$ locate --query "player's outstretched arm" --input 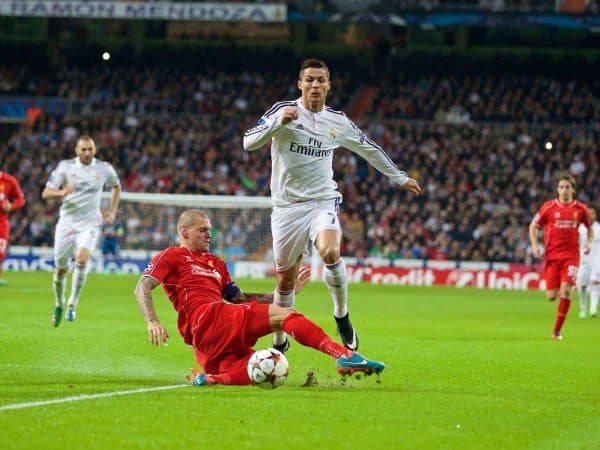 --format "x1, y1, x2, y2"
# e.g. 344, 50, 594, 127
134, 276, 169, 346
